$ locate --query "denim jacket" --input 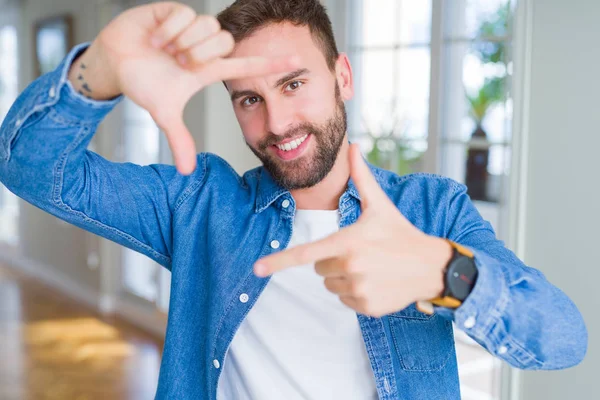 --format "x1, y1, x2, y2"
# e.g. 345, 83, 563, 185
0, 43, 587, 400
